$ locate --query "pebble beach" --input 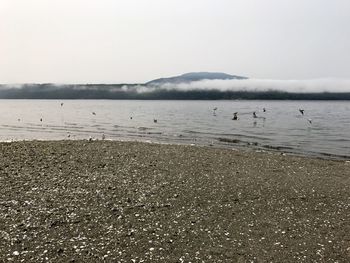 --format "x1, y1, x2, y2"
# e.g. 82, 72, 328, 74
0, 140, 349, 262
